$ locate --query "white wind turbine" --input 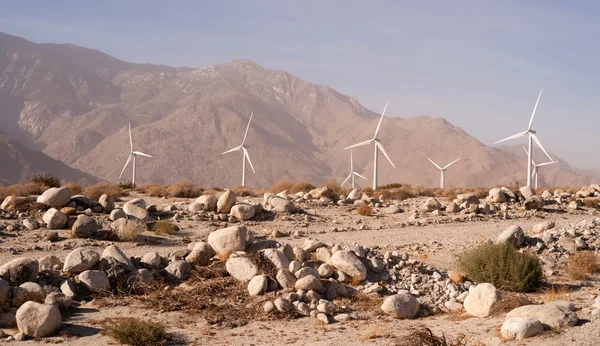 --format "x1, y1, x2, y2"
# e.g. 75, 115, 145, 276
119, 123, 153, 186
427, 157, 461, 189
342, 150, 368, 188
222, 111, 255, 187
344, 103, 396, 190
495, 90, 553, 187
523, 147, 557, 189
